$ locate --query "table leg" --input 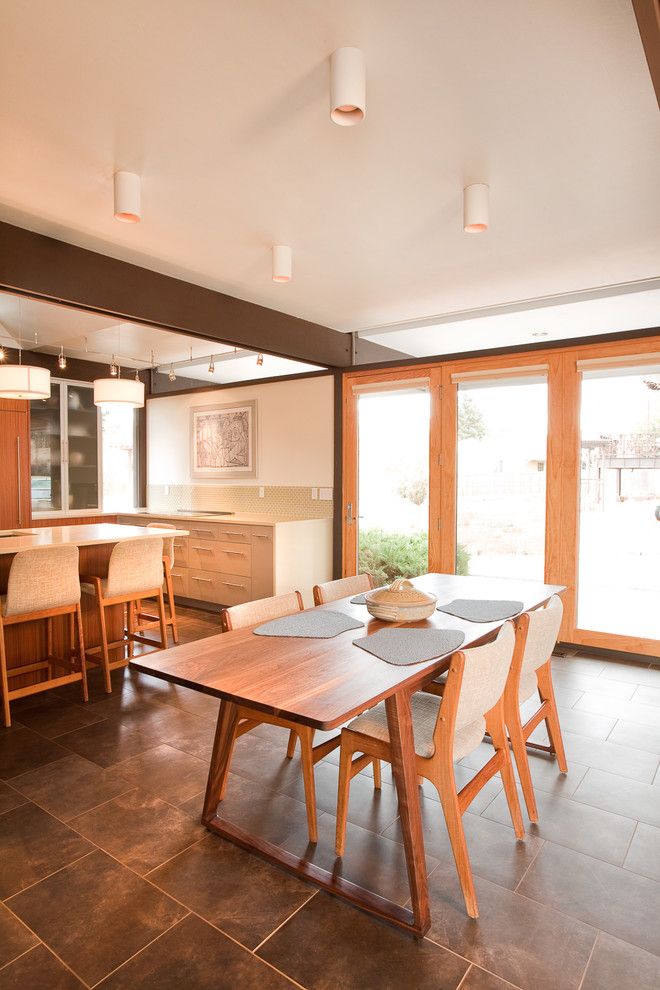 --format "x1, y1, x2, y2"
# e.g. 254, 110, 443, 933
385, 689, 431, 935
202, 700, 240, 825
